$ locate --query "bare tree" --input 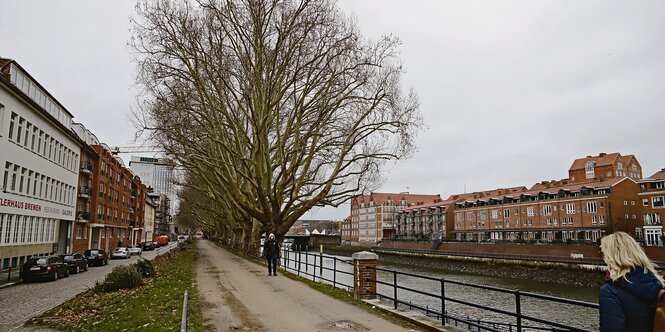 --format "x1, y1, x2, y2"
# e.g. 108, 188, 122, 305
131, 0, 422, 251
